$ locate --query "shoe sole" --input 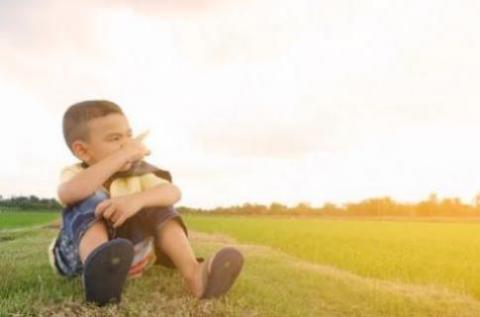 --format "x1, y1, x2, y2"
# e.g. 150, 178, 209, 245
83, 238, 133, 306
201, 247, 244, 299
